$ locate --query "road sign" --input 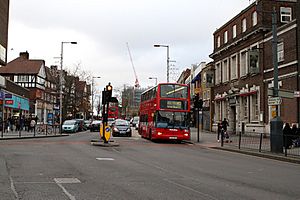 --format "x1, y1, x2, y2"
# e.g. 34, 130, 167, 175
267, 88, 294, 99
294, 91, 300, 98
100, 124, 111, 142
268, 97, 282, 106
